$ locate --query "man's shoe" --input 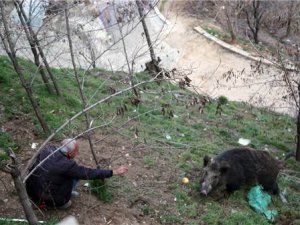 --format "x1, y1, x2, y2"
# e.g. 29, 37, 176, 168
57, 200, 72, 209
71, 191, 80, 198
46, 200, 72, 210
